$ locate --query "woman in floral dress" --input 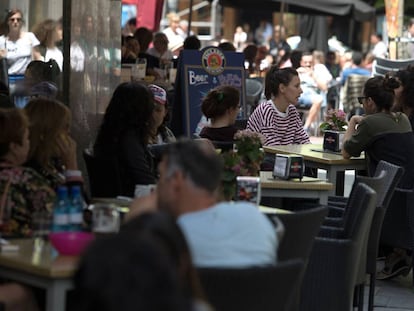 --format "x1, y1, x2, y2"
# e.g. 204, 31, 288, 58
0, 108, 55, 237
